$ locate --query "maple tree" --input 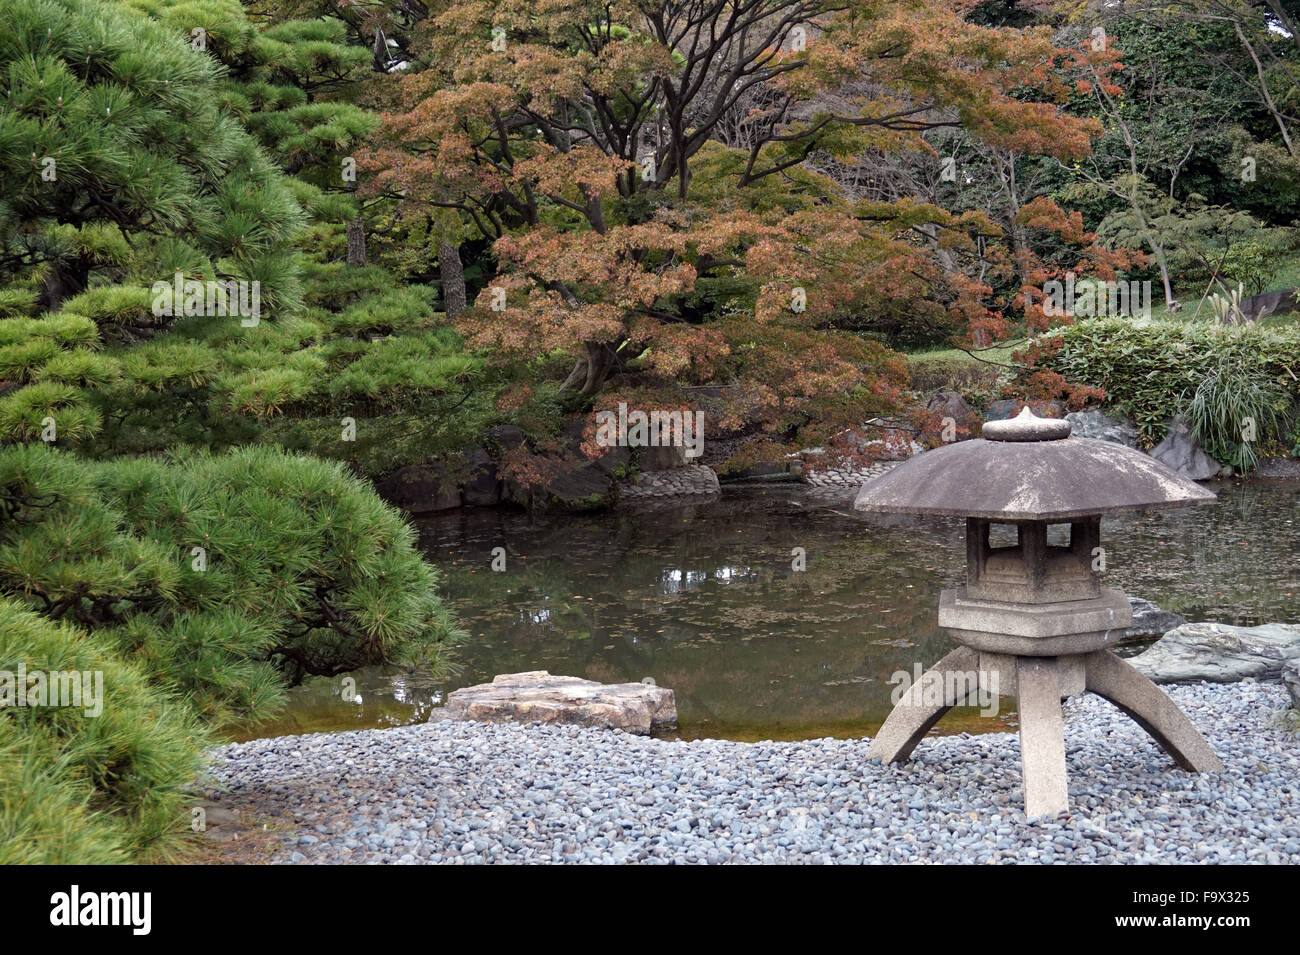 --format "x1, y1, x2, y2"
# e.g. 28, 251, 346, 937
359, 0, 1136, 462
